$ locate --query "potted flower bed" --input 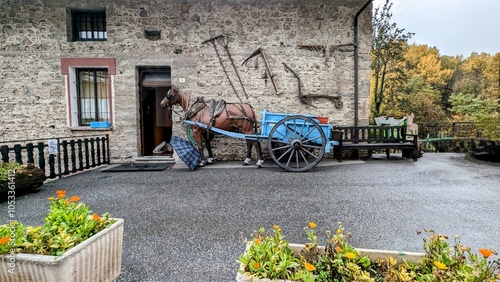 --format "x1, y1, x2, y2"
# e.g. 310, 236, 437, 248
0, 190, 123, 282
237, 222, 500, 281
1, 162, 46, 200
